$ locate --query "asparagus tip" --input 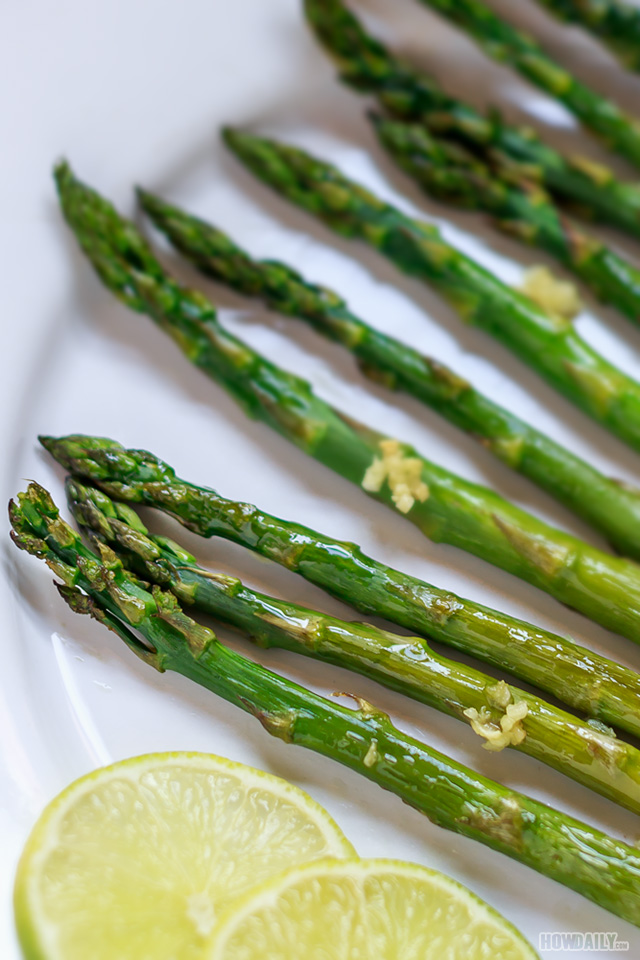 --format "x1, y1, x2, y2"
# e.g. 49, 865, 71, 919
39, 434, 77, 469
52, 158, 72, 188
38, 434, 58, 453
137, 187, 182, 235
221, 126, 258, 157
55, 581, 98, 617
39, 433, 125, 470
8, 485, 58, 559
221, 124, 239, 144
136, 185, 159, 213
